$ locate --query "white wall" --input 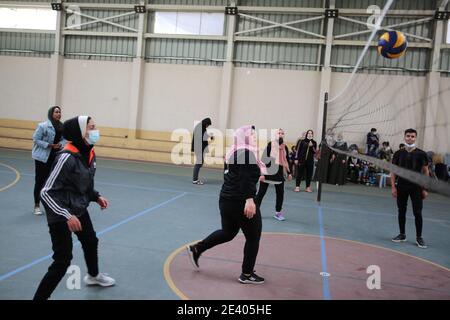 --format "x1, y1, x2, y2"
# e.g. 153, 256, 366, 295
0, 56, 50, 120
60, 59, 133, 128
140, 63, 222, 133
230, 67, 321, 143
0, 55, 448, 153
